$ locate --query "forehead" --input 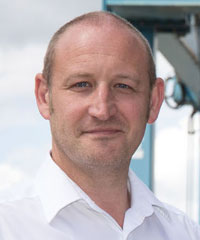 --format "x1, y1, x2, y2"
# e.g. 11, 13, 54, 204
53, 23, 149, 79
58, 22, 146, 56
